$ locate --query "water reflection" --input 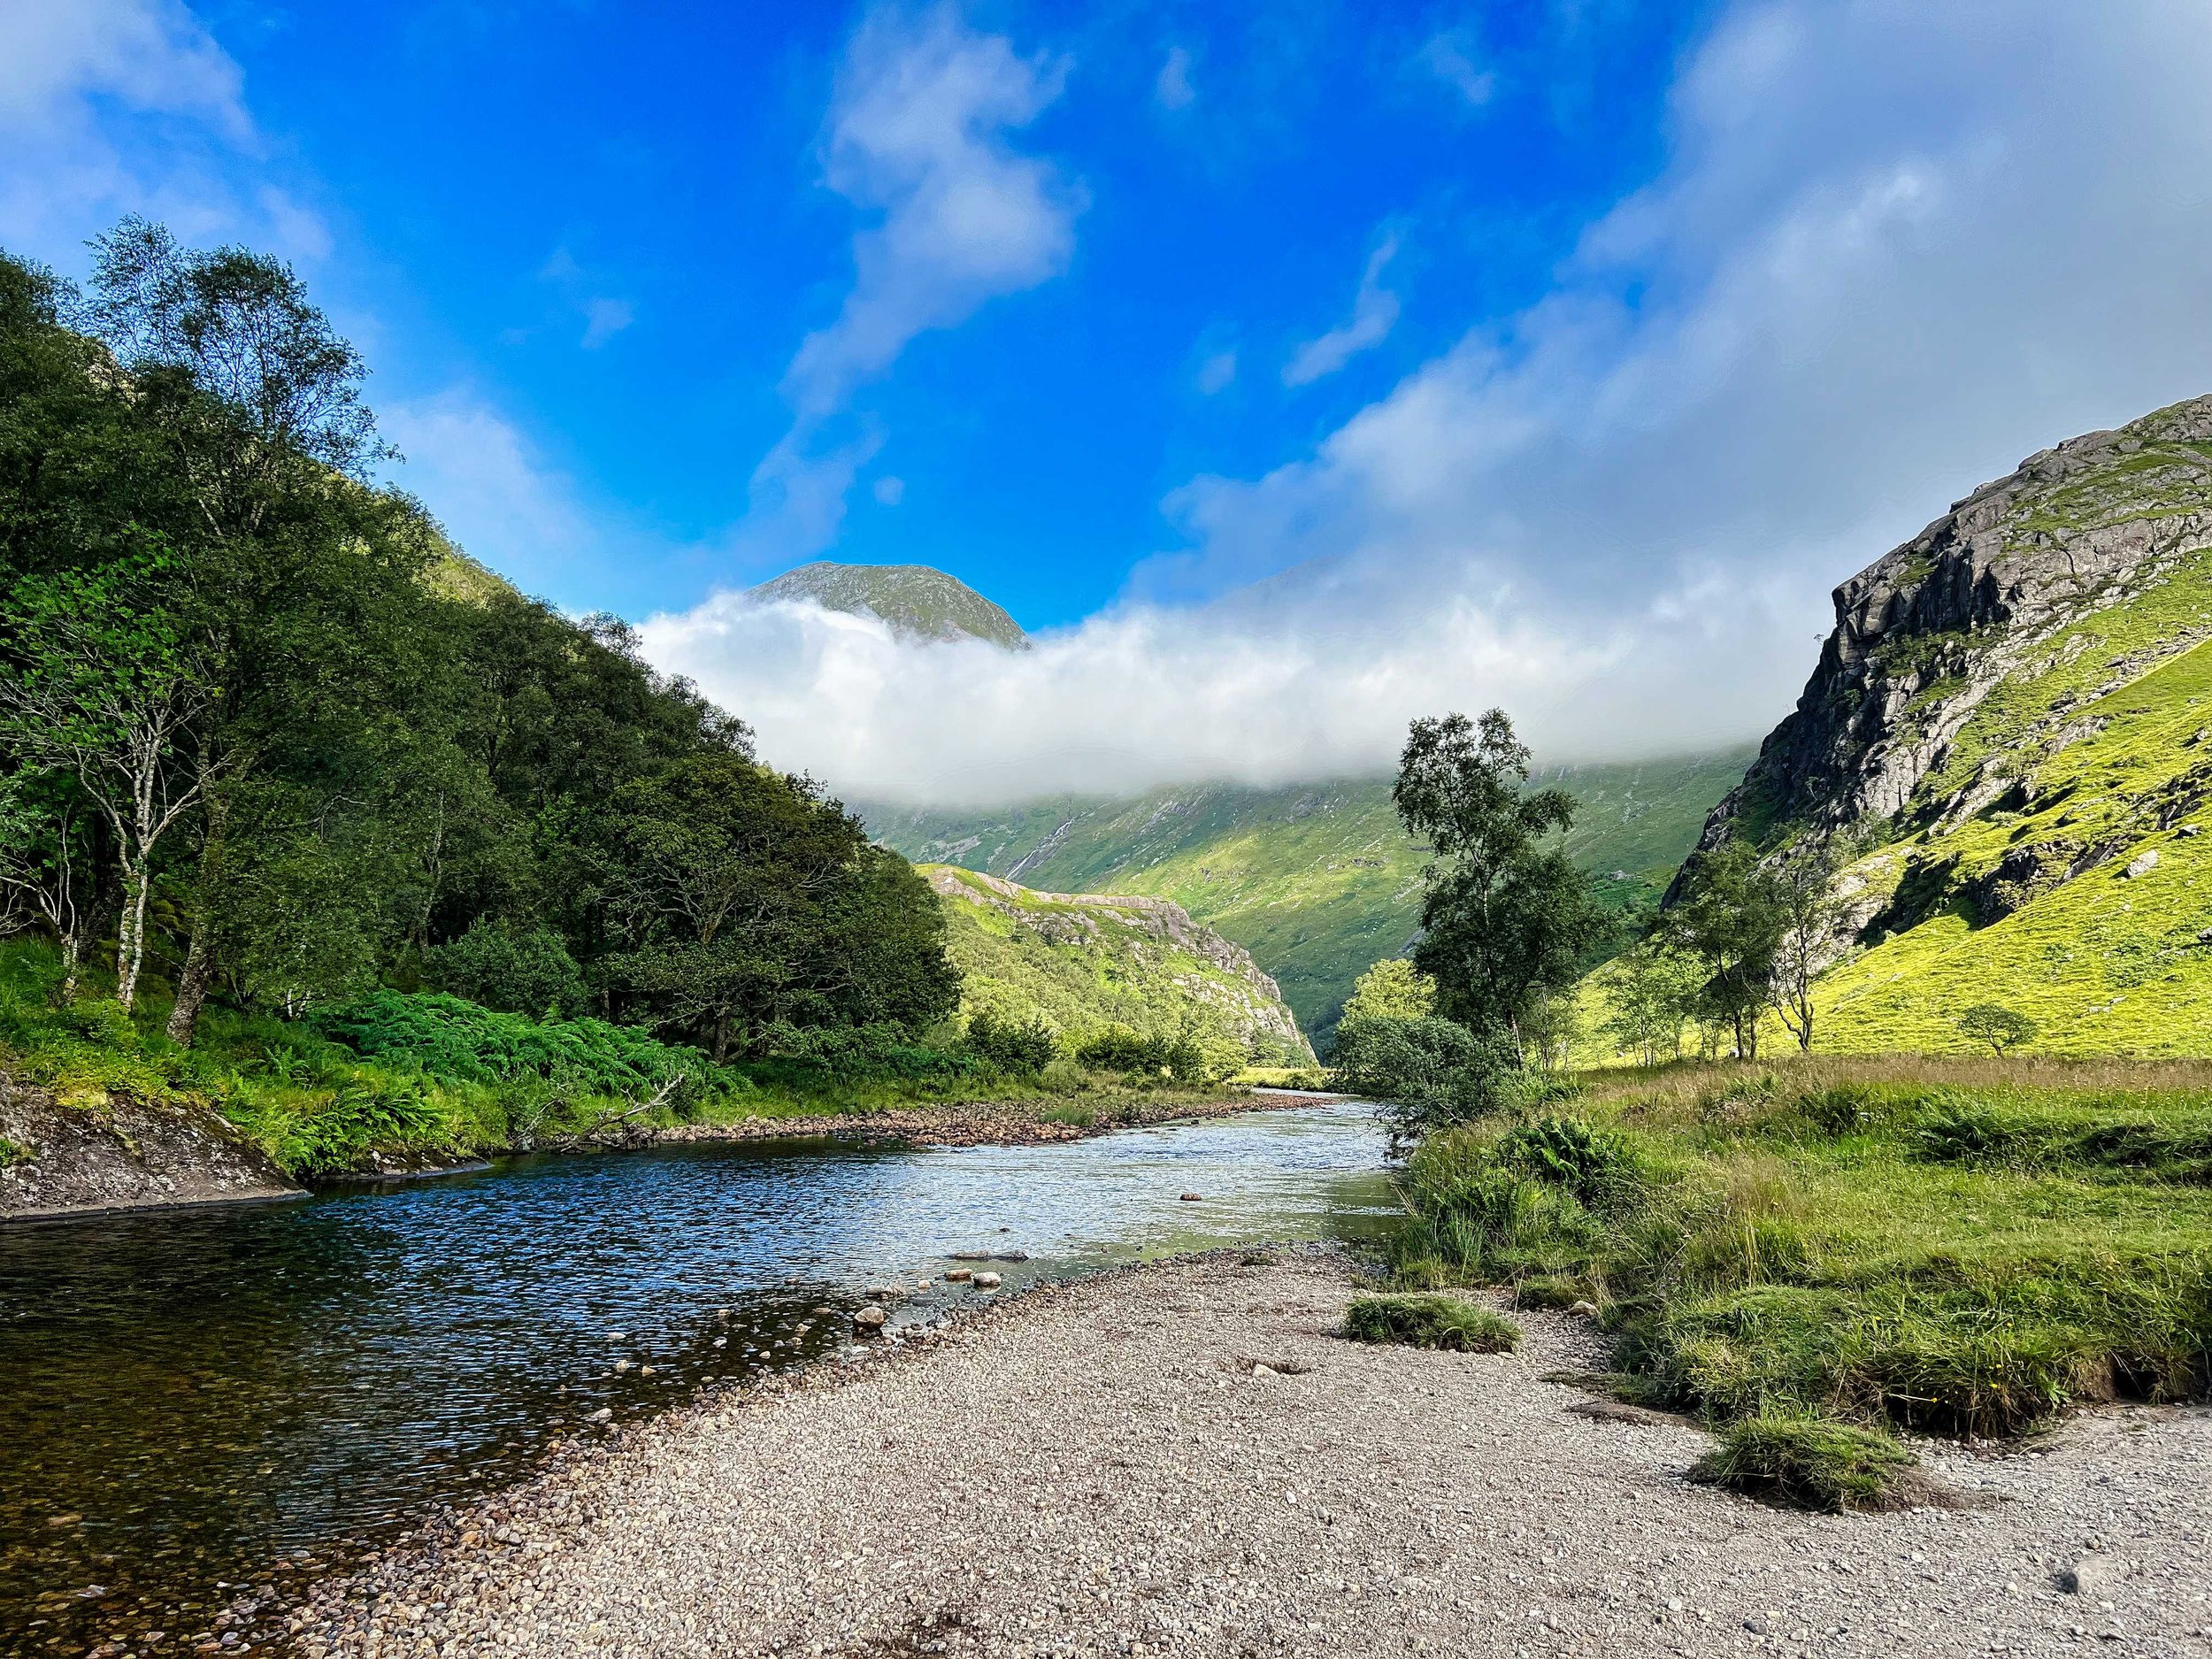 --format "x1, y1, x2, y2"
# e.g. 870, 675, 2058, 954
0, 1104, 1388, 1651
